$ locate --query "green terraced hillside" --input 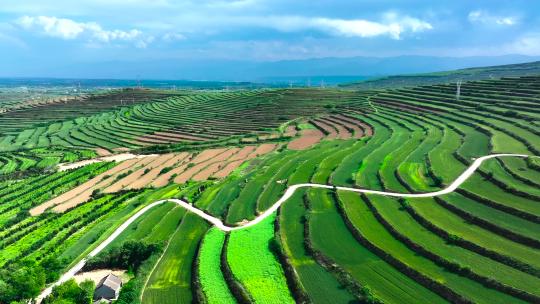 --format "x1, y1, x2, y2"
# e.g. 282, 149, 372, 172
1, 72, 539, 304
